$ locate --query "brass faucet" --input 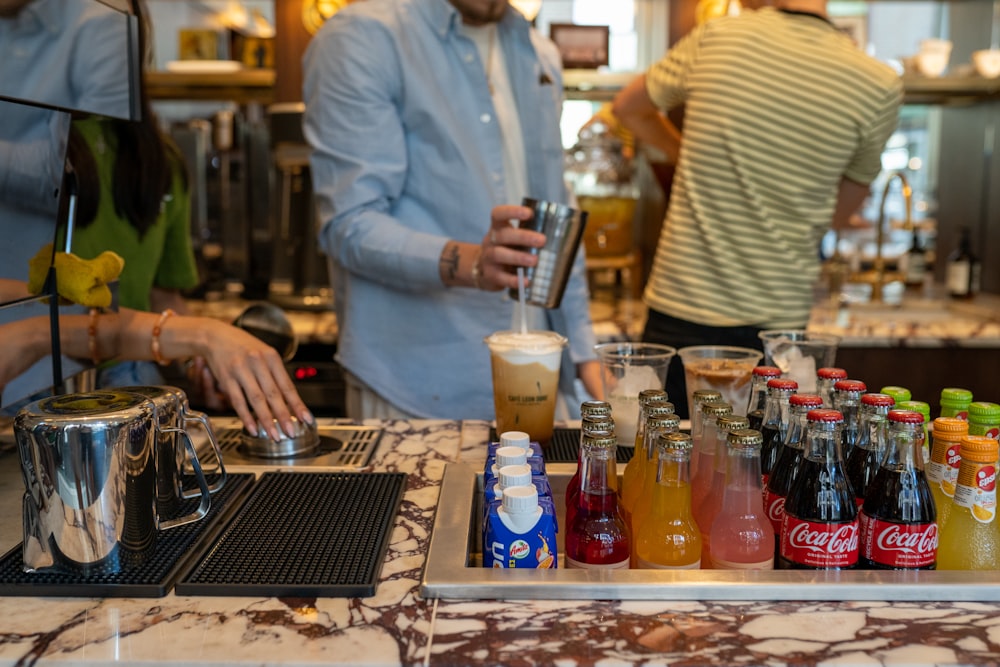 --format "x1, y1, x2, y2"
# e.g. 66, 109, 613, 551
871, 171, 912, 302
